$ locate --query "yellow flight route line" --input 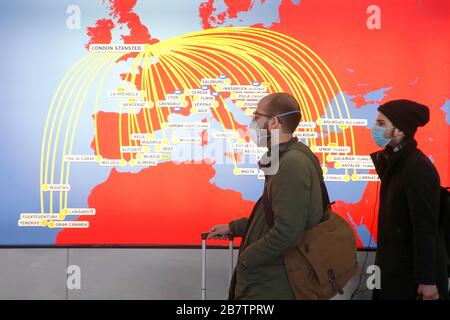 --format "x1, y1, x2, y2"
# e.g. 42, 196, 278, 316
176, 44, 254, 88
237, 28, 356, 166
44, 54, 101, 186
153, 56, 181, 143
199, 37, 322, 157
229, 28, 353, 175
142, 49, 163, 134
123, 52, 145, 138
176, 41, 320, 160
119, 52, 144, 161
152, 54, 173, 118
156, 55, 212, 125
171, 44, 260, 135
141, 53, 156, 136
257, 29, 355, 175
197, 35, 336, 146
149, 55, 192, 149
46, 54, 105, 213
140, 54, 153, 135
144, 51, 166, 129
142, 54, 165, 142
62, 53, 121, 211
151, 52, 178, 143
131, 46, 174, 146
179, 31, 332, 141
196, 37, 317, 130
224, 42, 323, 158
169, 41, 319, 167
126, 51, 146, 160
168, 44, 310, 151
178, 40, 317, 142
178, 26, 354, 177
156, 51, 190, 113
213, 38, 321, 152
241, 30, 343, 136
146, 54, 168, 138
291, 41, 358, 175
187, 28, 347, 151
161, 53, 239, 167
168, 47, 255, 124
93, 53, 125, 158
221, 33, 340, 172
186, 39, 315, 136
165, 48, 247, 150
255, 28, 354, 125
58, 53, 118, 212
55, 53, 114, 214
49, 54, 109, 212
156, 54, 199, 144
41, 54, 98, 213
159, 53, 239, 167
118, 51, 144, 161
40, 53, 93, 213
137, 51, 153, 137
